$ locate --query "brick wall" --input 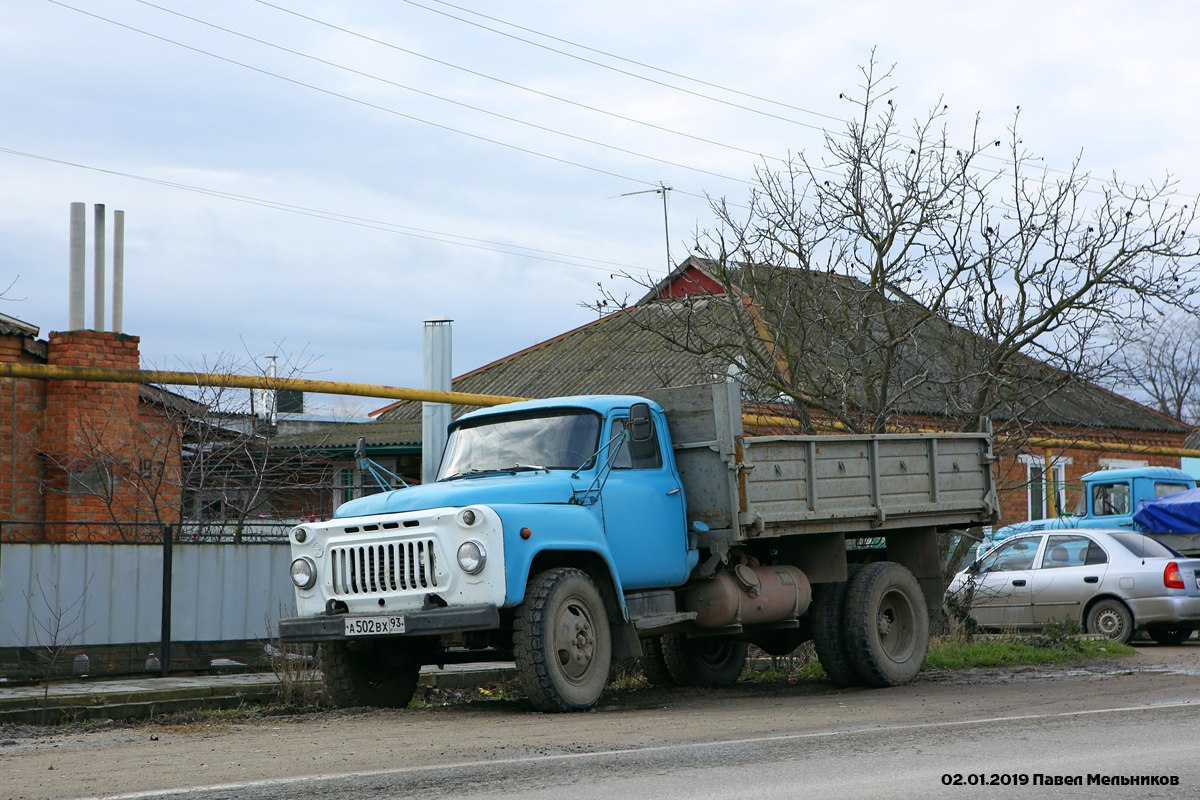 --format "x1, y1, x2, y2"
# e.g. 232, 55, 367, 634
0, 335, 48, 525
